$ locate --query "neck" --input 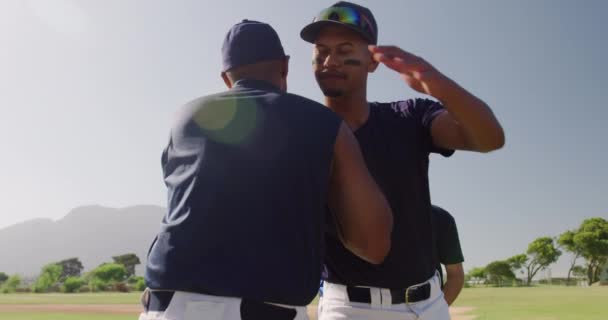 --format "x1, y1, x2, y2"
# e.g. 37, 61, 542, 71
325, 88, 369, 131
233, 75, 282, 89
